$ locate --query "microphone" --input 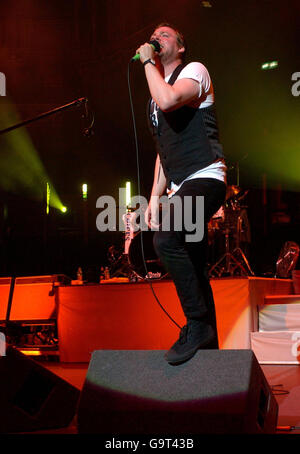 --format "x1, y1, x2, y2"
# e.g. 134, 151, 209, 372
131, 40, 161, 62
